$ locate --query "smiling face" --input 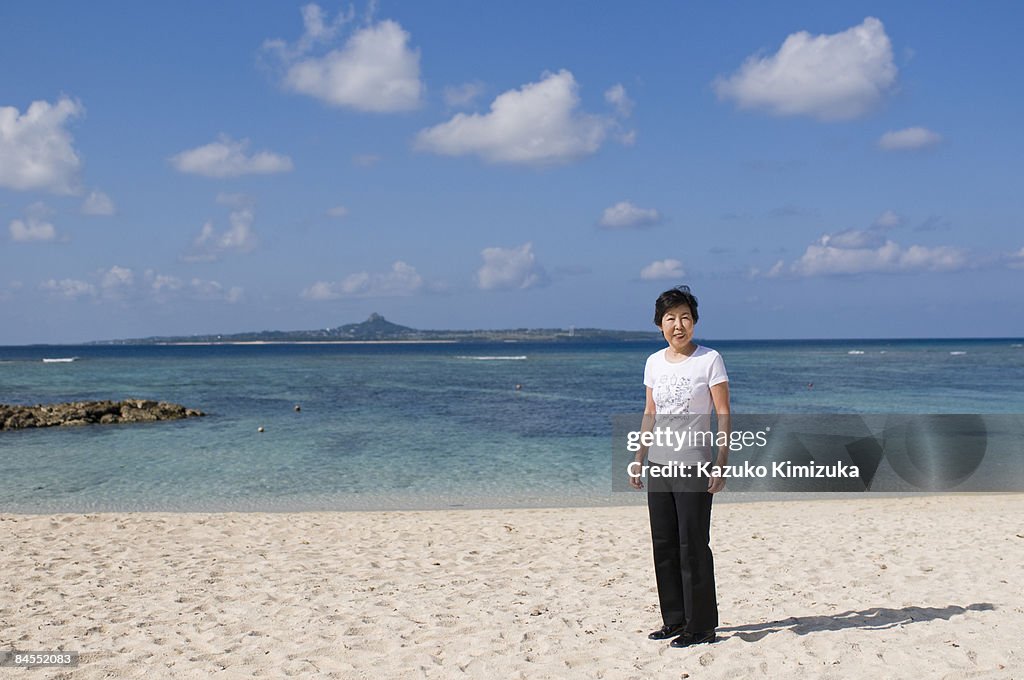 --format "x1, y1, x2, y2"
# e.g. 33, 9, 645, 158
660, 304, 696, 354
